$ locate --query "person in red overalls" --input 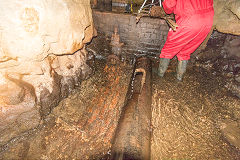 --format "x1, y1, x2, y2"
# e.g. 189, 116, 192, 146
157, 0, 214, 81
